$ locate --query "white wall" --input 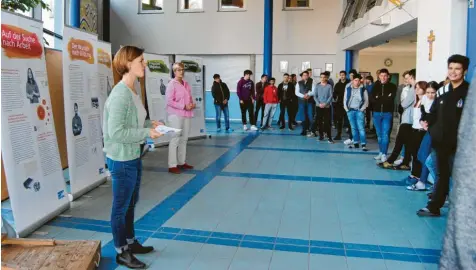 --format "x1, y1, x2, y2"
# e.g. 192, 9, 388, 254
339, 0, 418, 51
110, 0, 342, 56
359, 52, 416, 79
